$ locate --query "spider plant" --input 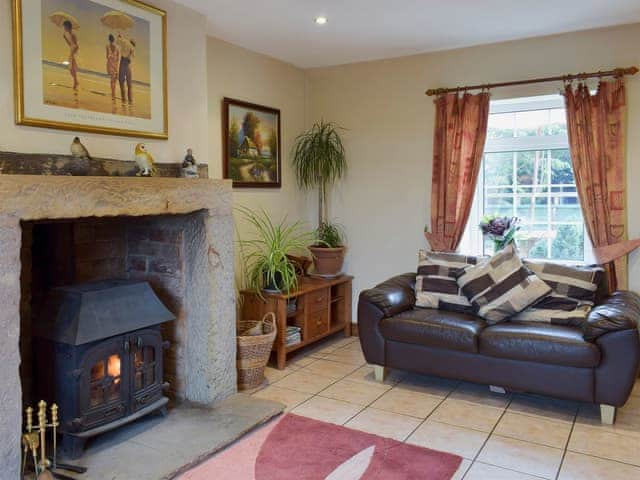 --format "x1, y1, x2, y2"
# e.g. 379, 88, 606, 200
292, 121, 347, 227
237, 206, 313, 294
